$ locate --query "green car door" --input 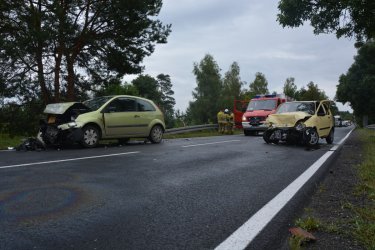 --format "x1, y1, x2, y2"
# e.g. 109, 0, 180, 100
103, 97, 149, 136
